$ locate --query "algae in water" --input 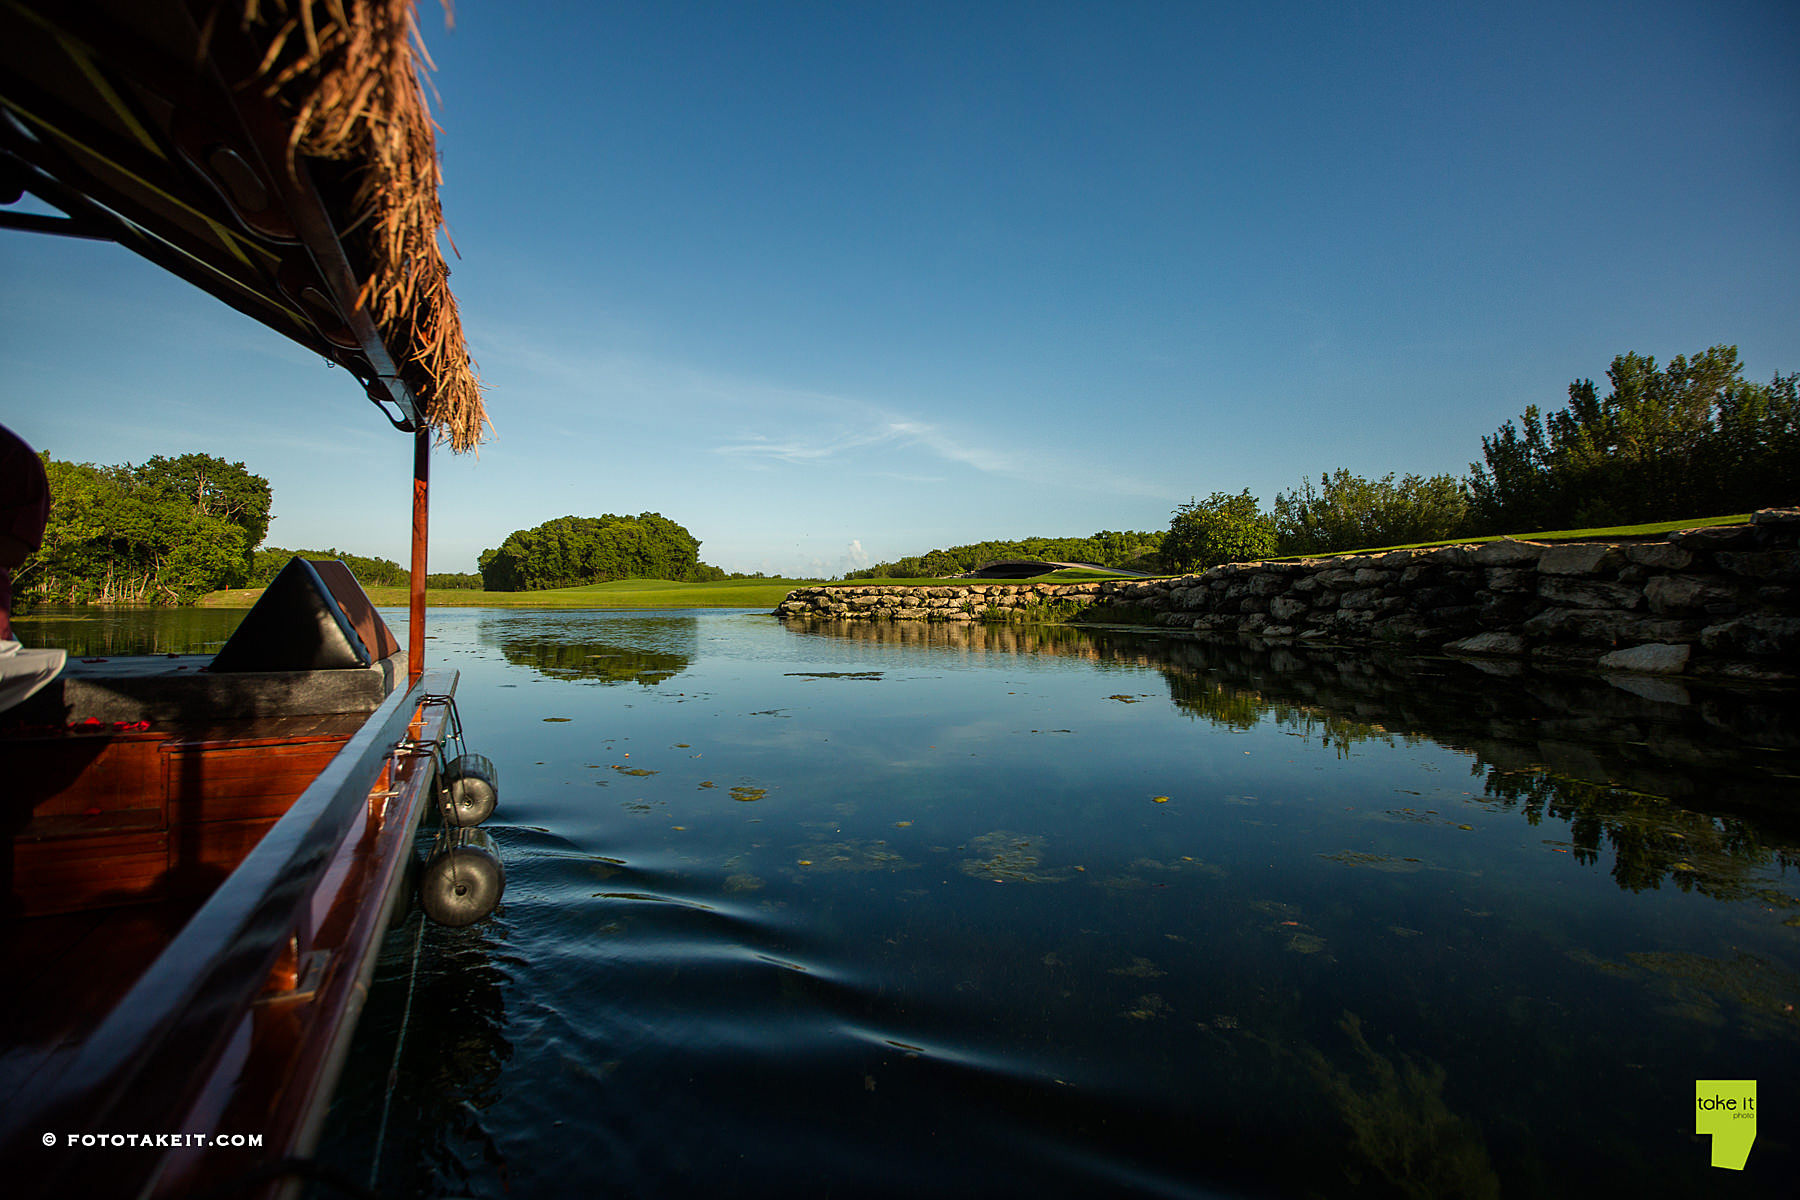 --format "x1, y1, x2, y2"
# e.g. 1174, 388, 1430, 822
1307, 1012, 1500, 1200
